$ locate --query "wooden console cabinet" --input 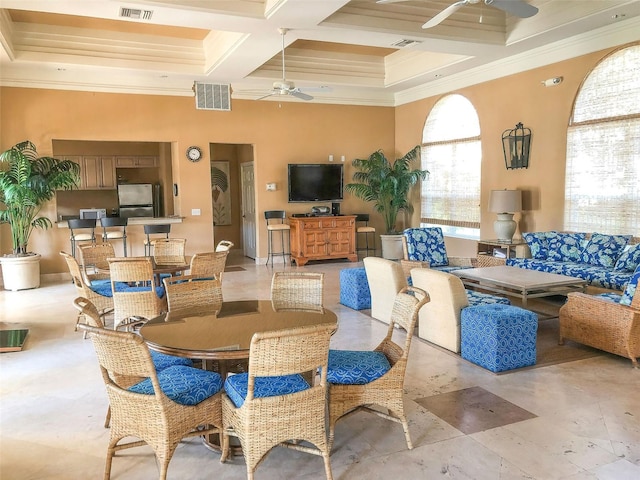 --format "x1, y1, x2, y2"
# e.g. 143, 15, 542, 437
289, 215, 358, 266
